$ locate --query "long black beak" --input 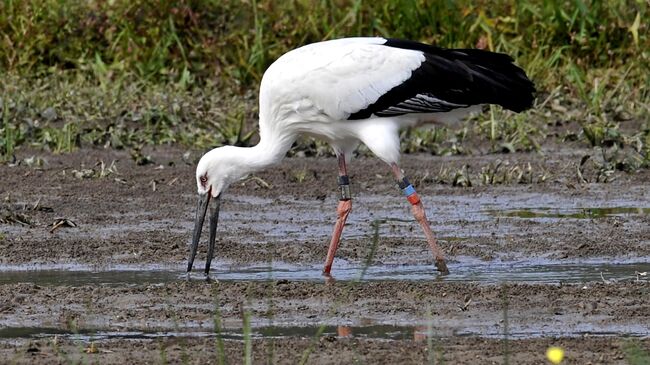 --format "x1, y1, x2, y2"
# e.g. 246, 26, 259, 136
188, 192, 221, 274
